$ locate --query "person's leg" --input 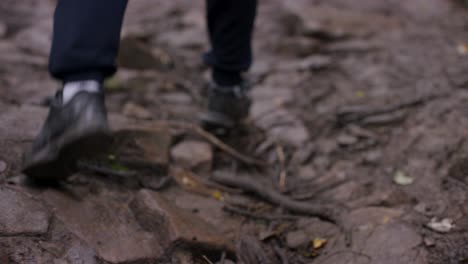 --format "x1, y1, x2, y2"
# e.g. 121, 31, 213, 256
49, 0, 128, 83
201, 0, 258, 131
204, 0, 257, 86
23, 0, 128, 180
